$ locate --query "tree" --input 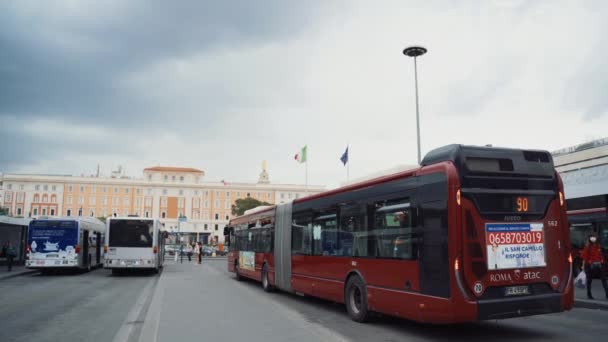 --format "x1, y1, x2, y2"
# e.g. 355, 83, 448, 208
231, 197, 272, 216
